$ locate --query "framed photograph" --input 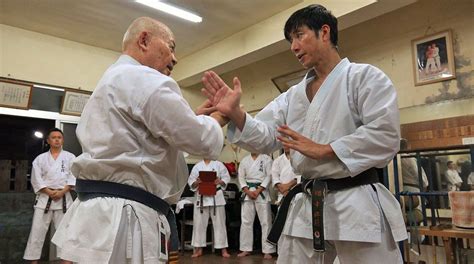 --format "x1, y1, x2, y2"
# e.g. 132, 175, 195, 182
411, 30, 456, 86
271, 69, 306, 93
60, 89, 91, 116
0, 79, 33, 110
